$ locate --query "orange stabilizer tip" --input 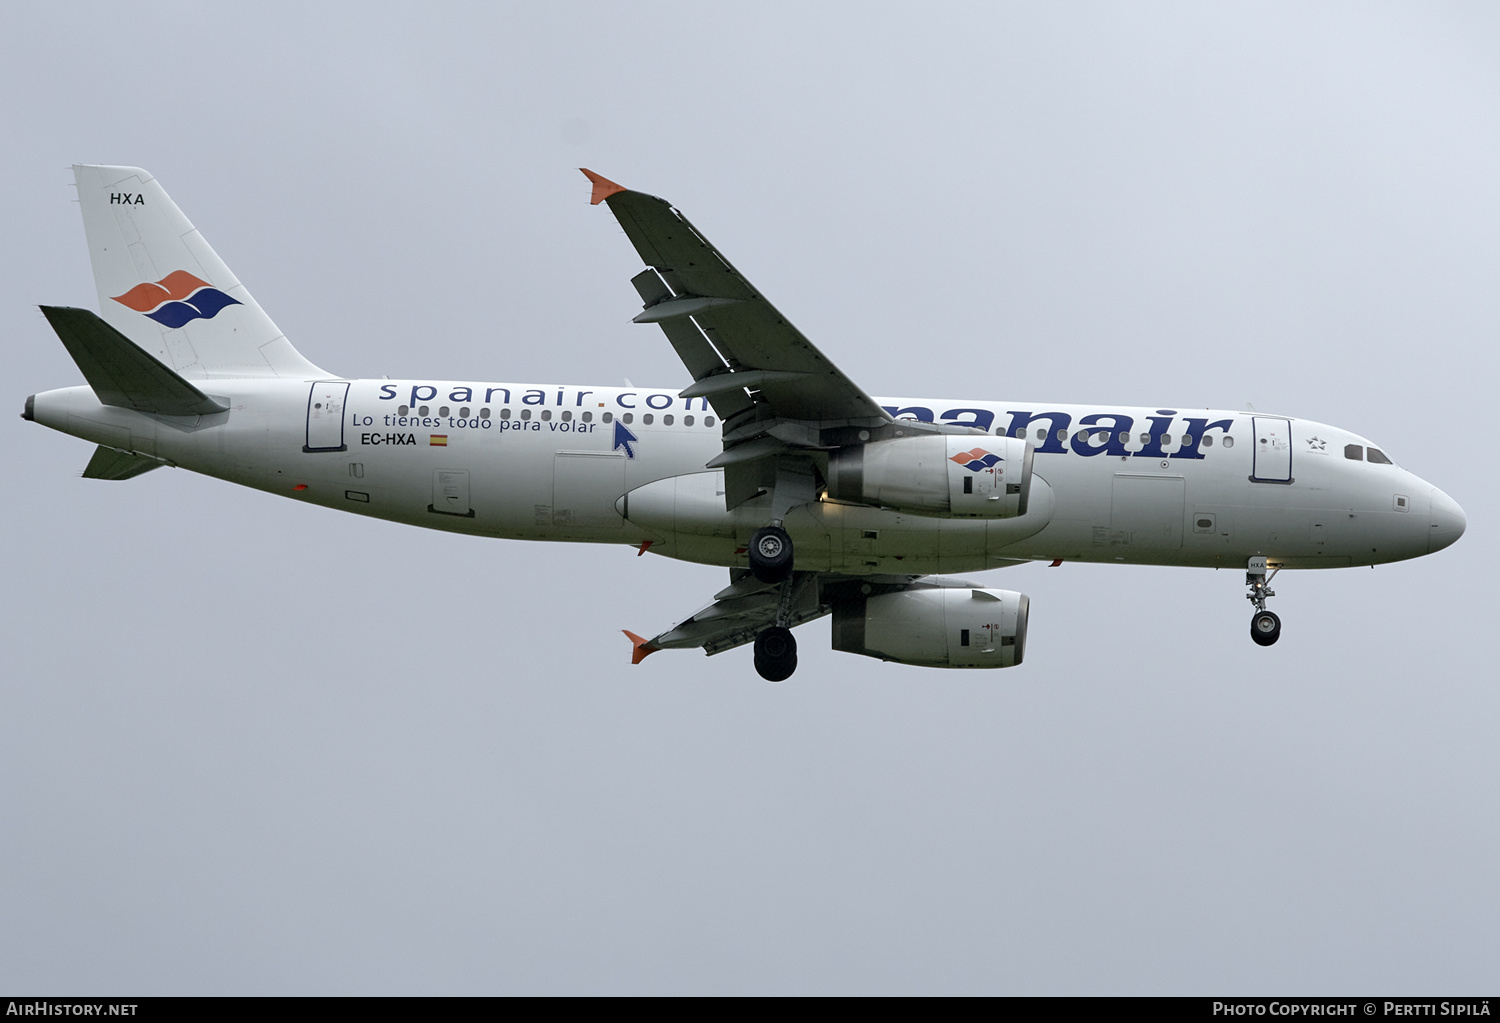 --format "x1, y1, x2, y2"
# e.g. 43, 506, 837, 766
1050, 559, 1064, 567
580, 168, 626, 205
637, 540, 653, 557
622, 630, 658, 665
